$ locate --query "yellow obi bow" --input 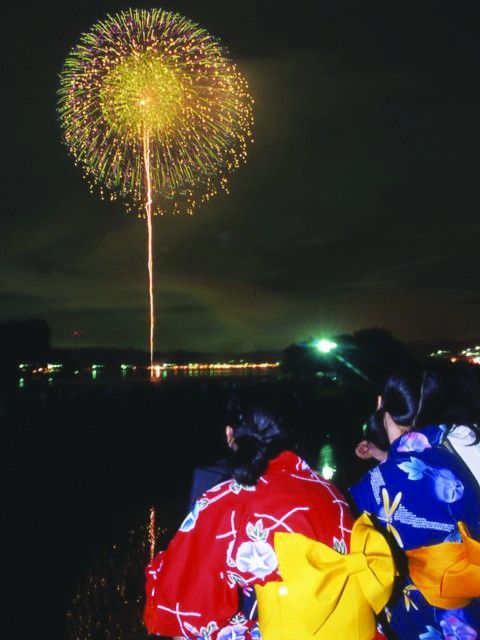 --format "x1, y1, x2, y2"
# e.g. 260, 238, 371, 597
406, 522, 480, 608
255, 513, 395, 640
